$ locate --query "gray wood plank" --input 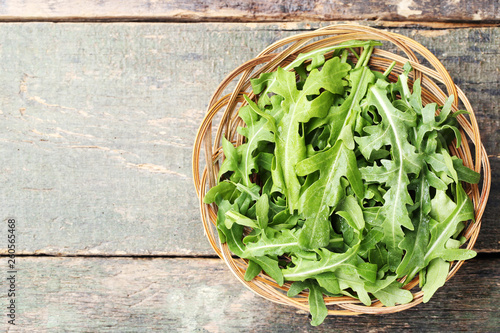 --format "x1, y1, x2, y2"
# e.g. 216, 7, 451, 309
0, 23, 498, 255
1, 256, 498, 332
0, 0, 498, 22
